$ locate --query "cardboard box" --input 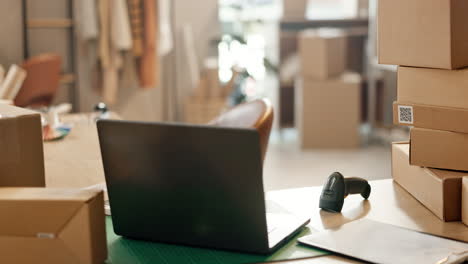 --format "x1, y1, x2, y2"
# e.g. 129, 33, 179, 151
393, 102, 468, 133
463, 177, 468, 226
299, 29, 347, 80
378, 0, 468, 69
410, 128, 468, 171
184, 98, 226, 124
282, 0, 308, 19
0, 104, 45, 187
0, 188, 107, 264
392, 142, 465, 221
296, 73, 361, 149
398, 66, 468, 109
